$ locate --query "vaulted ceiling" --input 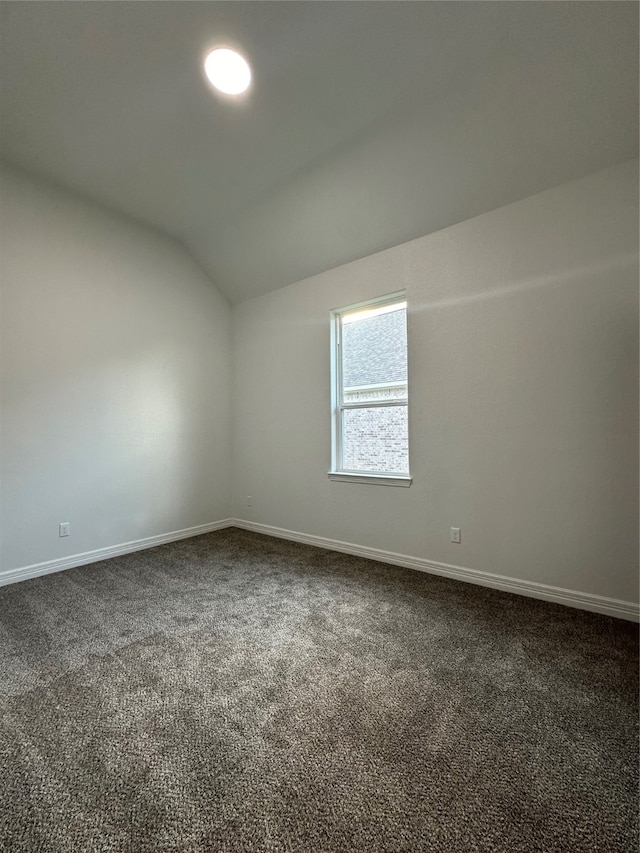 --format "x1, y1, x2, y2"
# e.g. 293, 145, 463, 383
1, 2, 637, 303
